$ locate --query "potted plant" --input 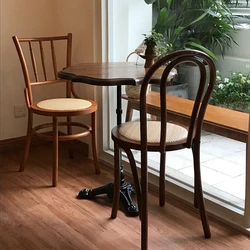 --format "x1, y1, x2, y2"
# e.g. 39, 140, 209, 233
143, 29, 161, 56
138, 29, 171, 68
125, 30, 171, 98
139, 30, 161, 68
125, 29, 175, 99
